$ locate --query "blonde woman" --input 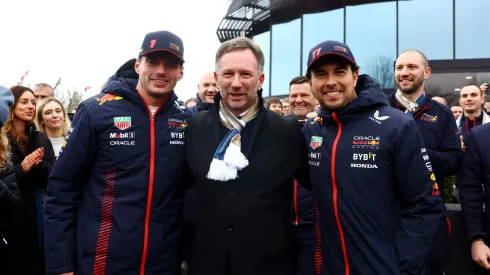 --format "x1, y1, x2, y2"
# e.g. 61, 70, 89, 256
35, 97, 71, 158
